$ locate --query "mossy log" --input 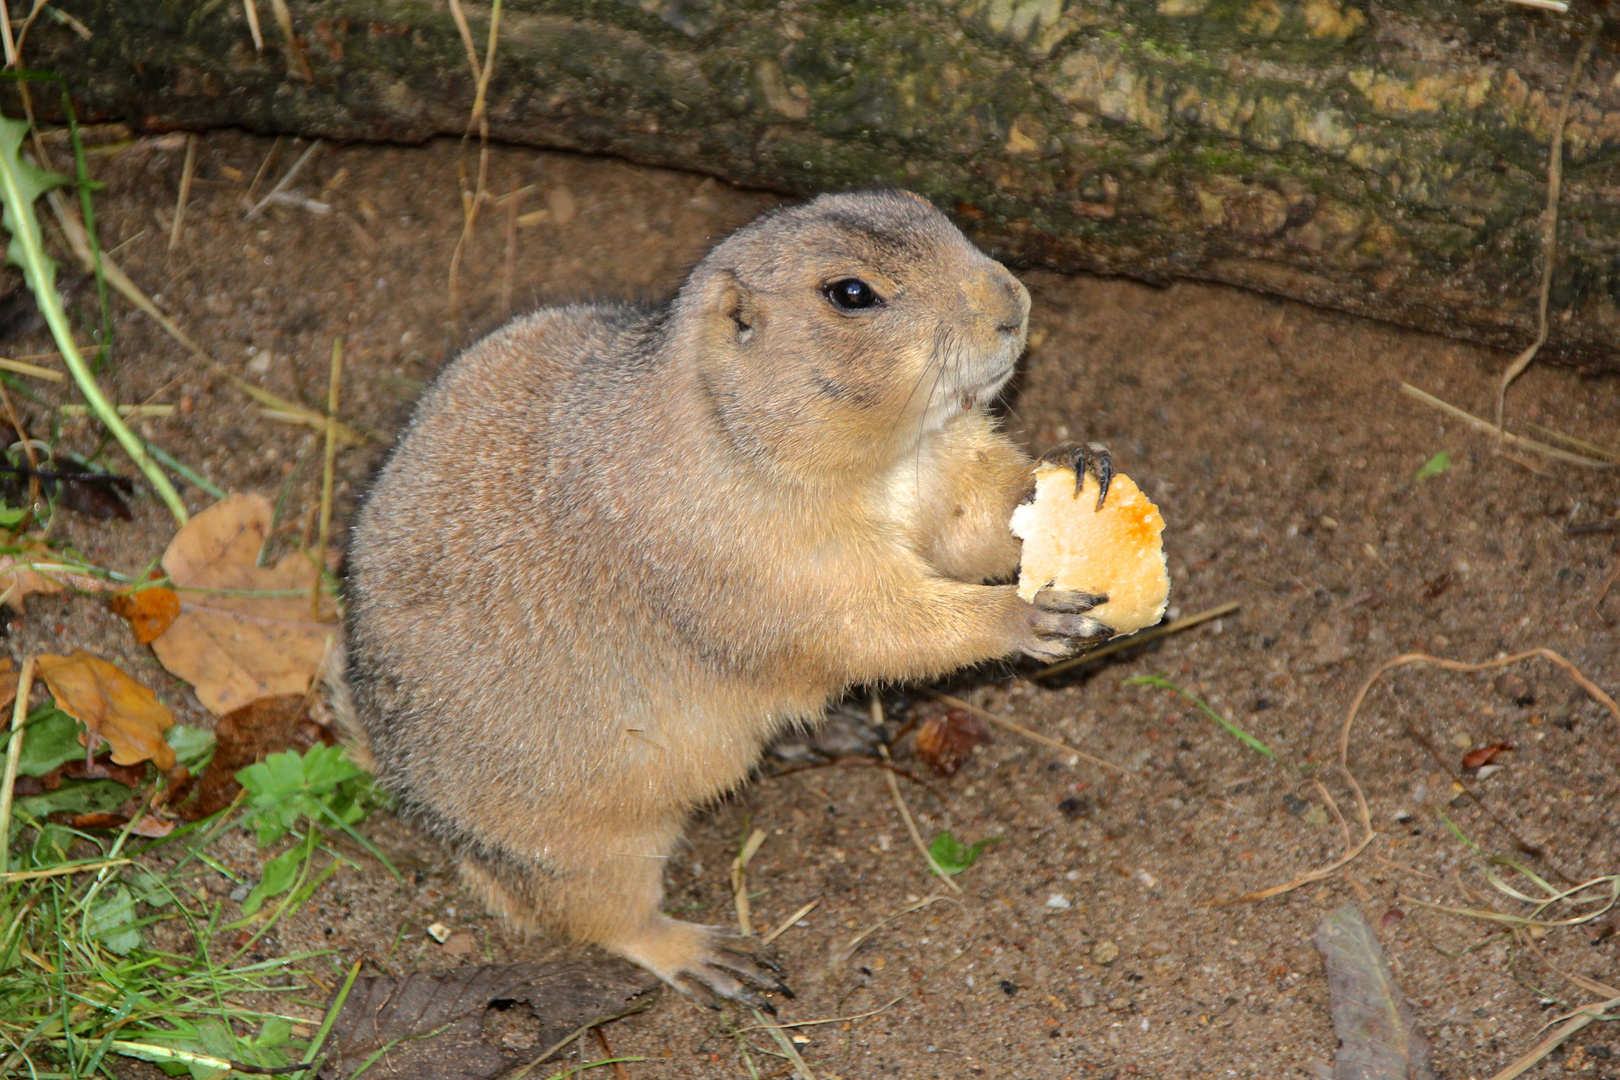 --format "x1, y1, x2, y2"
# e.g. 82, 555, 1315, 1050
26, 1, 1620, 369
